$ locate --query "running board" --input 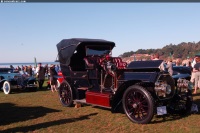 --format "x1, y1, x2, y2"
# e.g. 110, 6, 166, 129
74, 99, 86, 104
73, 99, 111, 109
77, 87, 88, 90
